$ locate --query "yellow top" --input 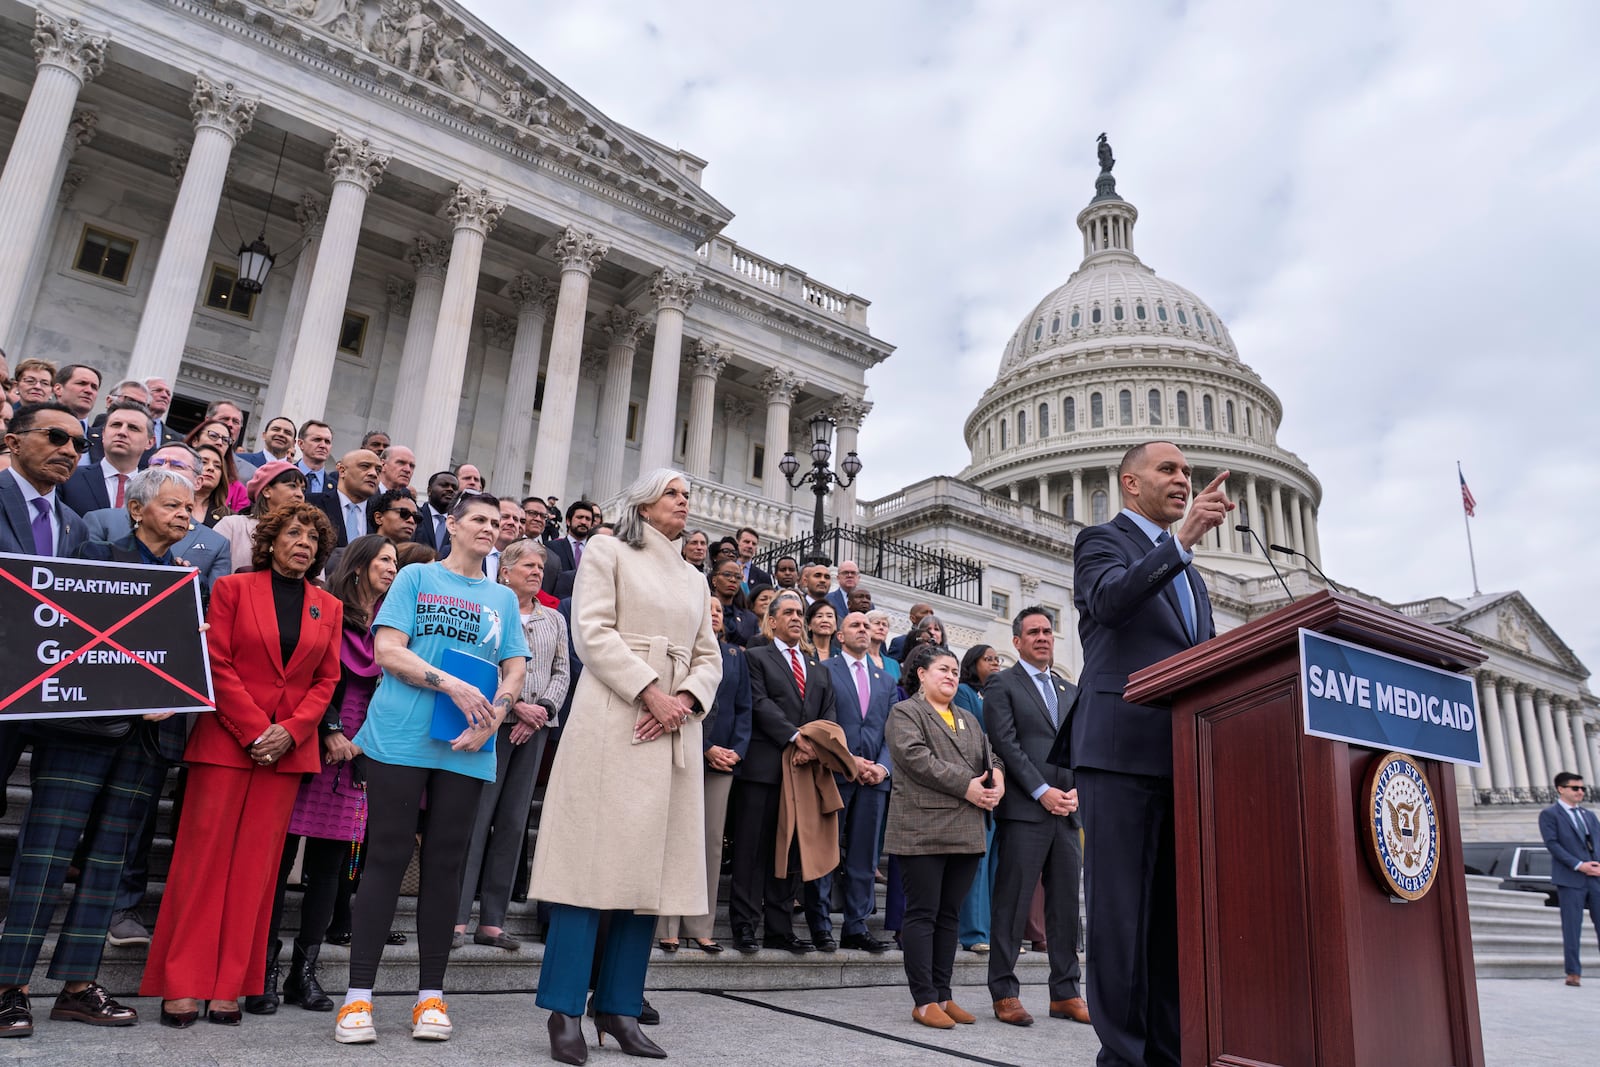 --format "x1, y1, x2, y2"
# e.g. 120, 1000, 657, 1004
936, 708, 957, 731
